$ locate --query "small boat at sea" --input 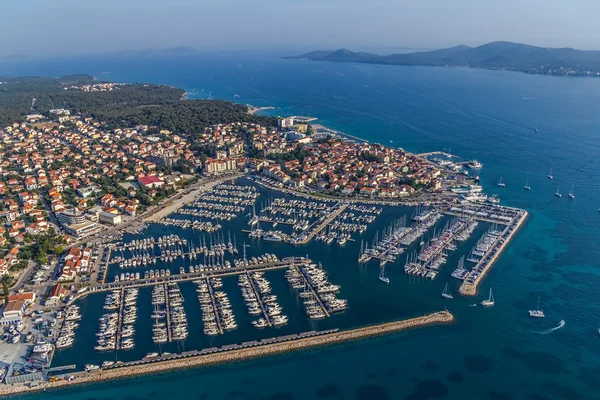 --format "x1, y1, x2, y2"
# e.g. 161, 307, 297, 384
481, 288, 494, 307
441, 283, 453, 299
555, 186, 562, 198
548, 168, 554, 180
379, 266, 390, 284
528, 296, 545, 318
524, 180, 531, 190
497, 176, 506, 187
568, 185, 575, 199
